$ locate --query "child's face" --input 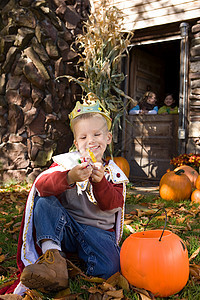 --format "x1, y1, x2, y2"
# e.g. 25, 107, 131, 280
73, 115, 112, 162
164, 95, 174, 107
146, 93, 156, 105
